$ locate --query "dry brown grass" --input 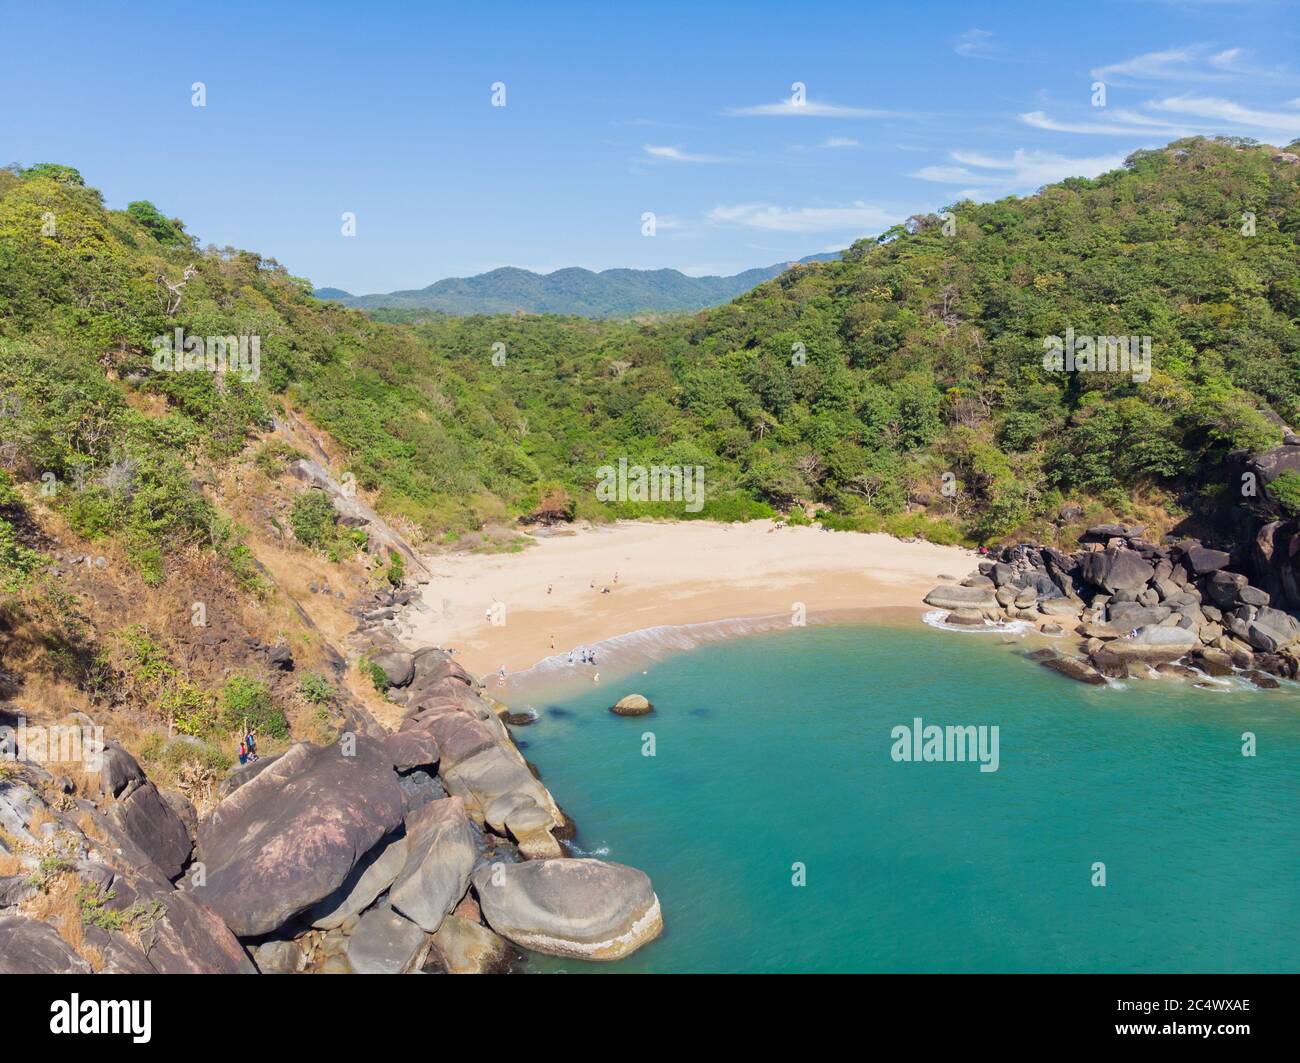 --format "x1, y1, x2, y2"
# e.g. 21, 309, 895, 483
0, 851, 25, 876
